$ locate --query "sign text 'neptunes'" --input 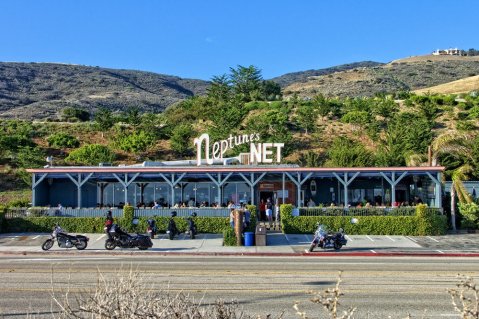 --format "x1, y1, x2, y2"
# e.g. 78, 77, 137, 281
194, 133, 284, 166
